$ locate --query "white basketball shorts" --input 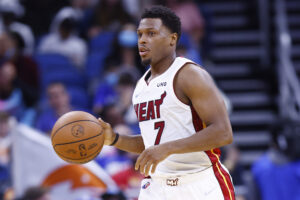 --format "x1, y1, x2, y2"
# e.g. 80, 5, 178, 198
138, 166, 235, 200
